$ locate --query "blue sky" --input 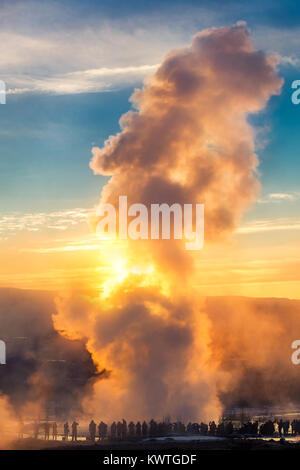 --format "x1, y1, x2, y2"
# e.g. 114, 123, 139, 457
1, 0, 300, 298
0, 0, 300, 218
